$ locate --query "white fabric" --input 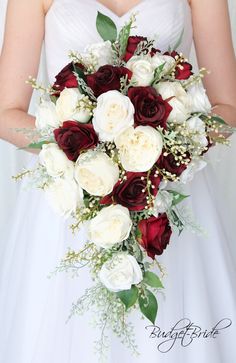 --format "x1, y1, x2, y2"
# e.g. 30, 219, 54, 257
0, 0, 236, 362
